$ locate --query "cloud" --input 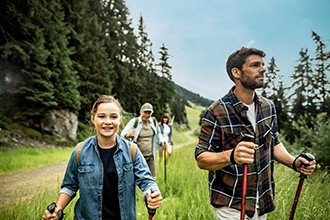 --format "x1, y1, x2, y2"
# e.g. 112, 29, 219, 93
245, 39, 256, 47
